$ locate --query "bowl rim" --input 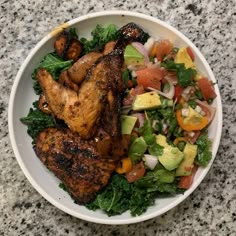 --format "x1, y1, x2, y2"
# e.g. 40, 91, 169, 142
8, 10, 223, 225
